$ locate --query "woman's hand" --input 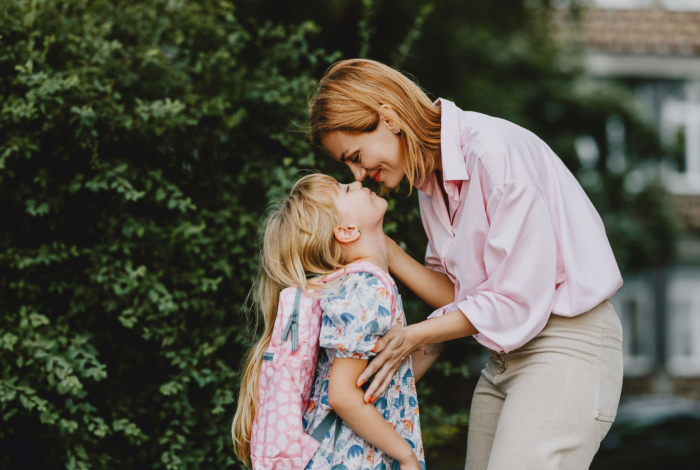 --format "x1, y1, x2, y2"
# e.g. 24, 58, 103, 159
358, 323, 422, 403
360, 310, 479, 401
